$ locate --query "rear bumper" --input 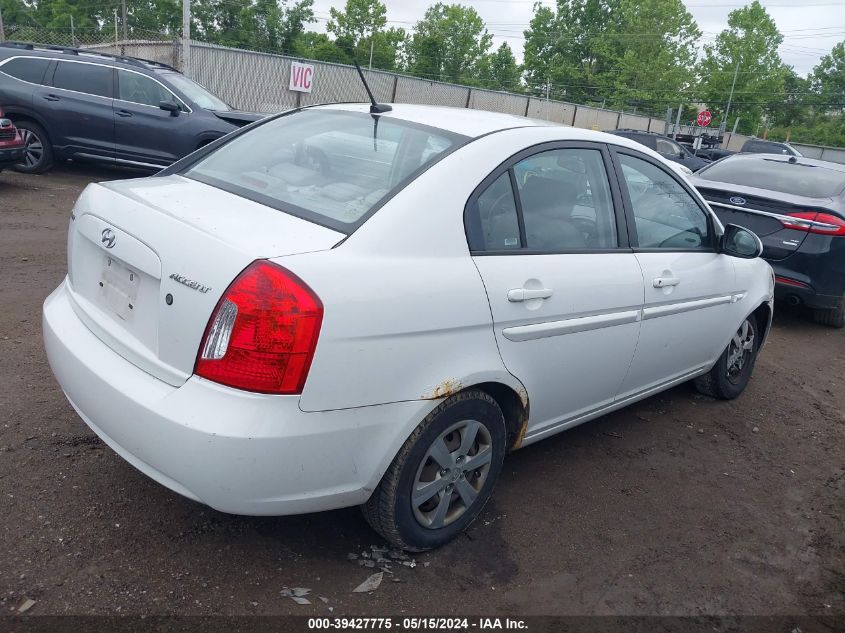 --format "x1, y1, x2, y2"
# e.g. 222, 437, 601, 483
769, 234, 845, 310
0, 145, 24, 166
43, 278, 432, 515
774, 280, 843, 310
